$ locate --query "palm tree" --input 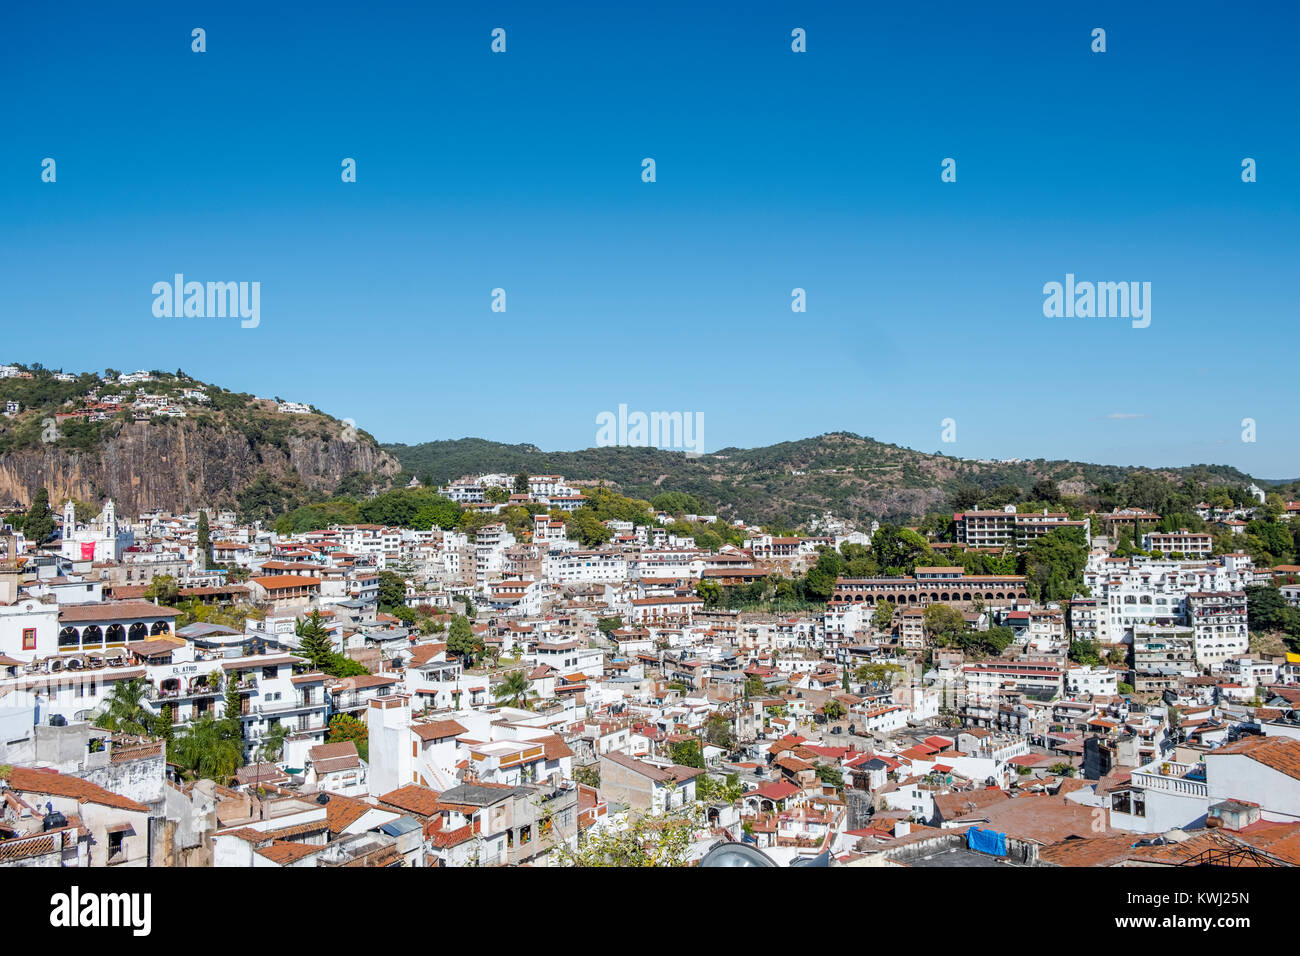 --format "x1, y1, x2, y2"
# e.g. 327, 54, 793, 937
256, 721, 290, 764
93, 677, 151, 735
493, 669, 536, 710
169, 716, 244, 783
